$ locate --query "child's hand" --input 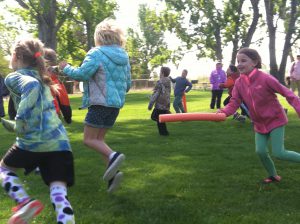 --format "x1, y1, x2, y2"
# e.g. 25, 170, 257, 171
59, 61, 68, 70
